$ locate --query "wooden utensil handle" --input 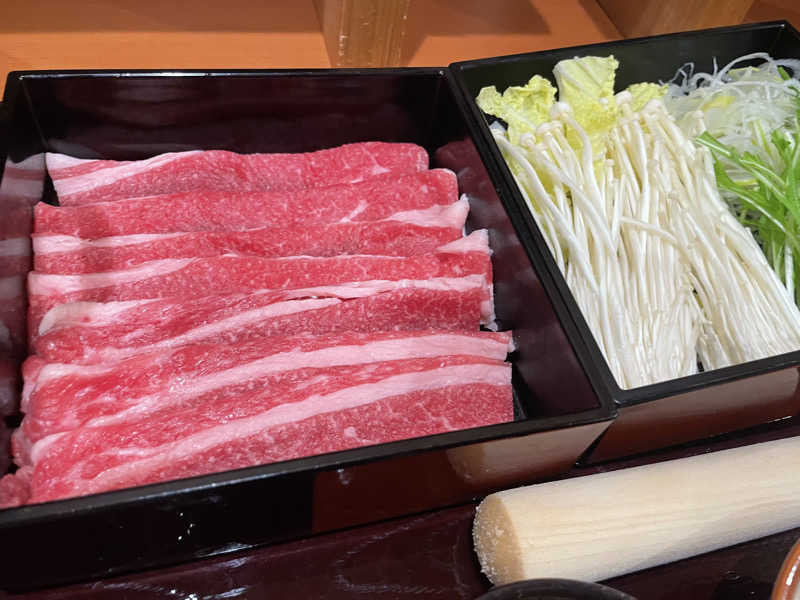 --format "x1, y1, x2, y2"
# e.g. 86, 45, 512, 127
474, 436, 800, 585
